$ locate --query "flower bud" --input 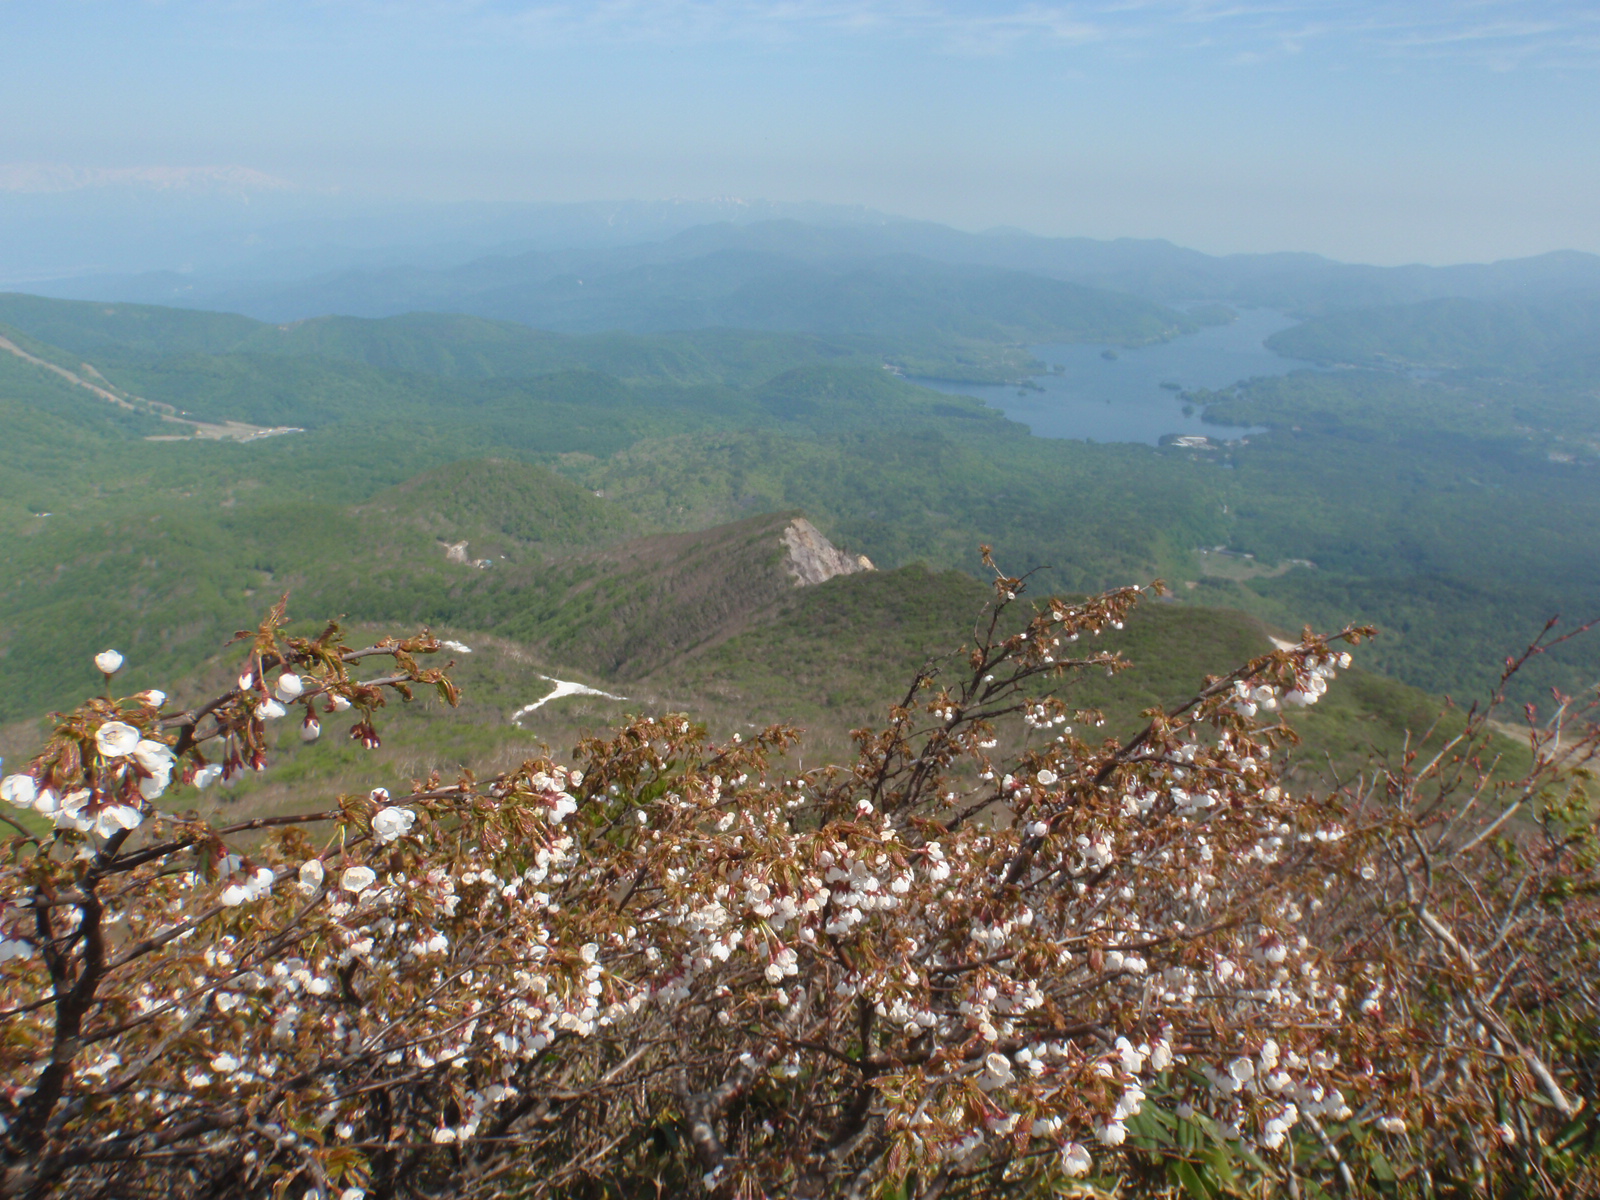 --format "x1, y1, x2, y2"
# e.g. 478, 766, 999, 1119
275, 673, 305, 701
95, 649, 124, 675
